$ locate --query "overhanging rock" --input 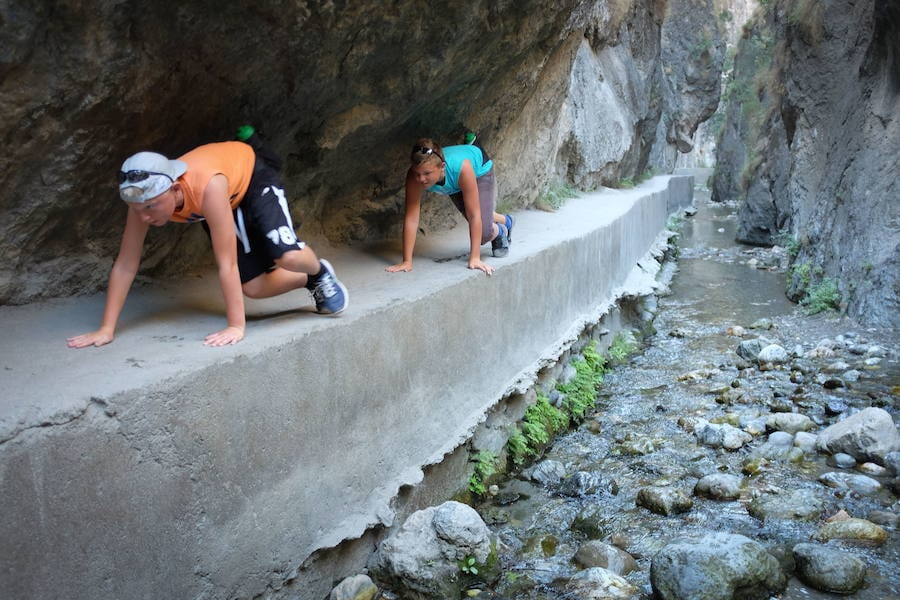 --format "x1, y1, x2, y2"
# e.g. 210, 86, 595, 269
0, 175, 692, 600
